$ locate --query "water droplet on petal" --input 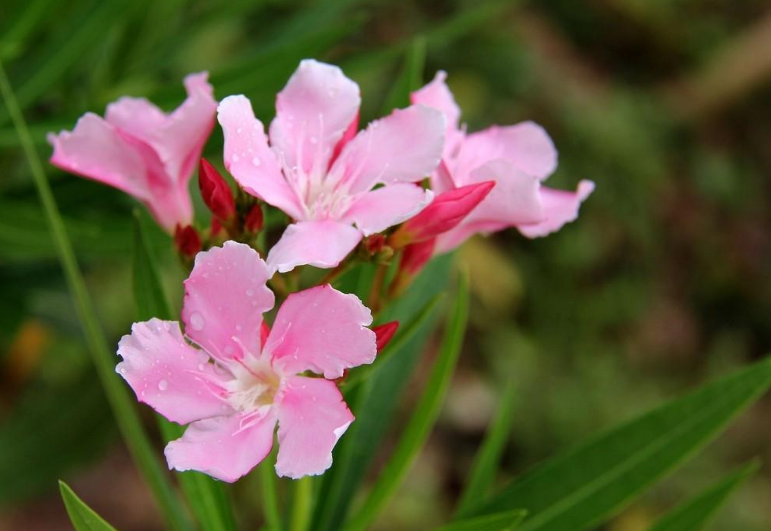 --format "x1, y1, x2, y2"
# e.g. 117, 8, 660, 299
189, 312, 205, 331
232, 153, 240, 163
246, 288, 254, 297
235, 324, 243, 331
198, 363, 205, 371
224, 345, 234, 356
310, 136, 318, 144
236, 127, 243, 134
251, 156, 261, 167
158, 379, 168, 391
